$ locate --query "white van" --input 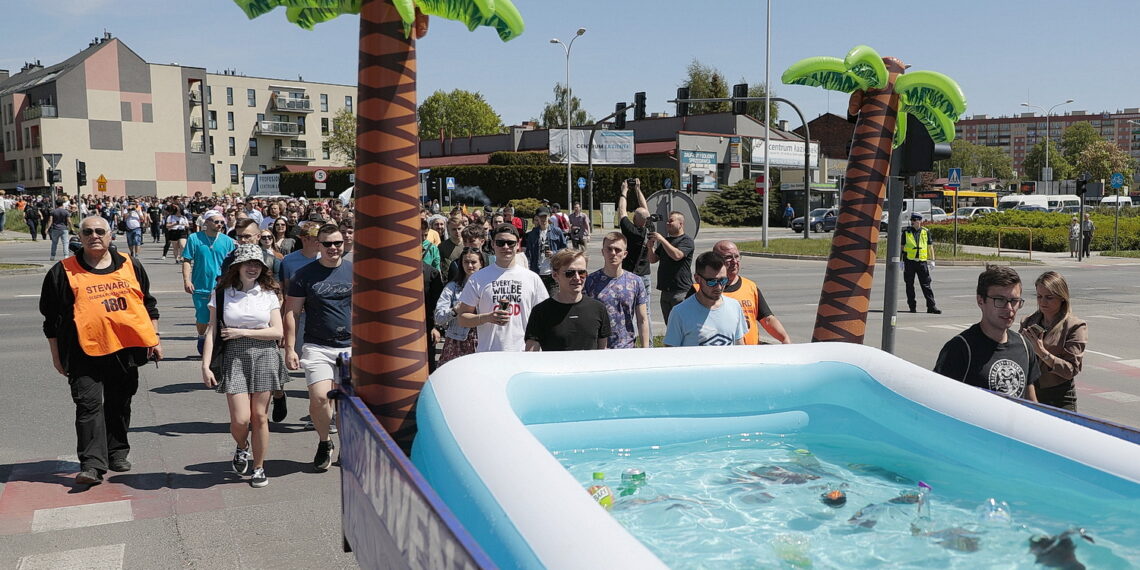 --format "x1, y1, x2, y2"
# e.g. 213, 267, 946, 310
1099, 195, 1133, 208
997, 194, 1080, 212
880, 198, 932, 231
